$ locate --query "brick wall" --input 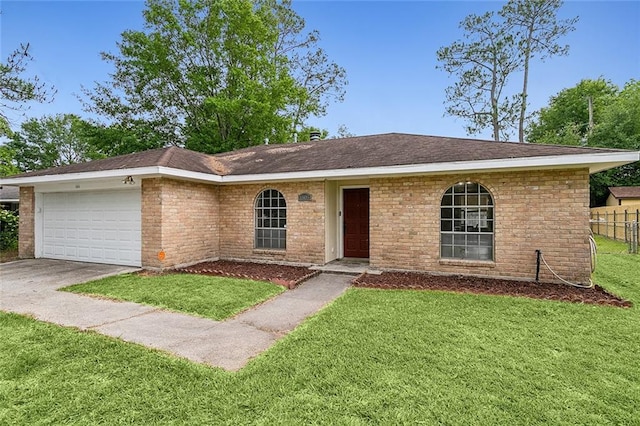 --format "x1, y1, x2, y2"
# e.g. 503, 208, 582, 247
141, 178, 219, 268
18, 186, 35, 258
219, 181, 325, 264
370, 169, 592, 284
